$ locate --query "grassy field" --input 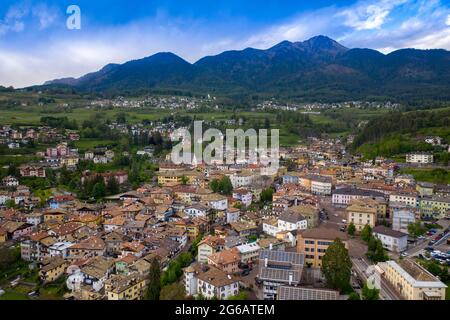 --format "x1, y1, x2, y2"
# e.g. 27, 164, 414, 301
74, 139, 117, 151
400, 168, 450, 184
0, 92, 395, 150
